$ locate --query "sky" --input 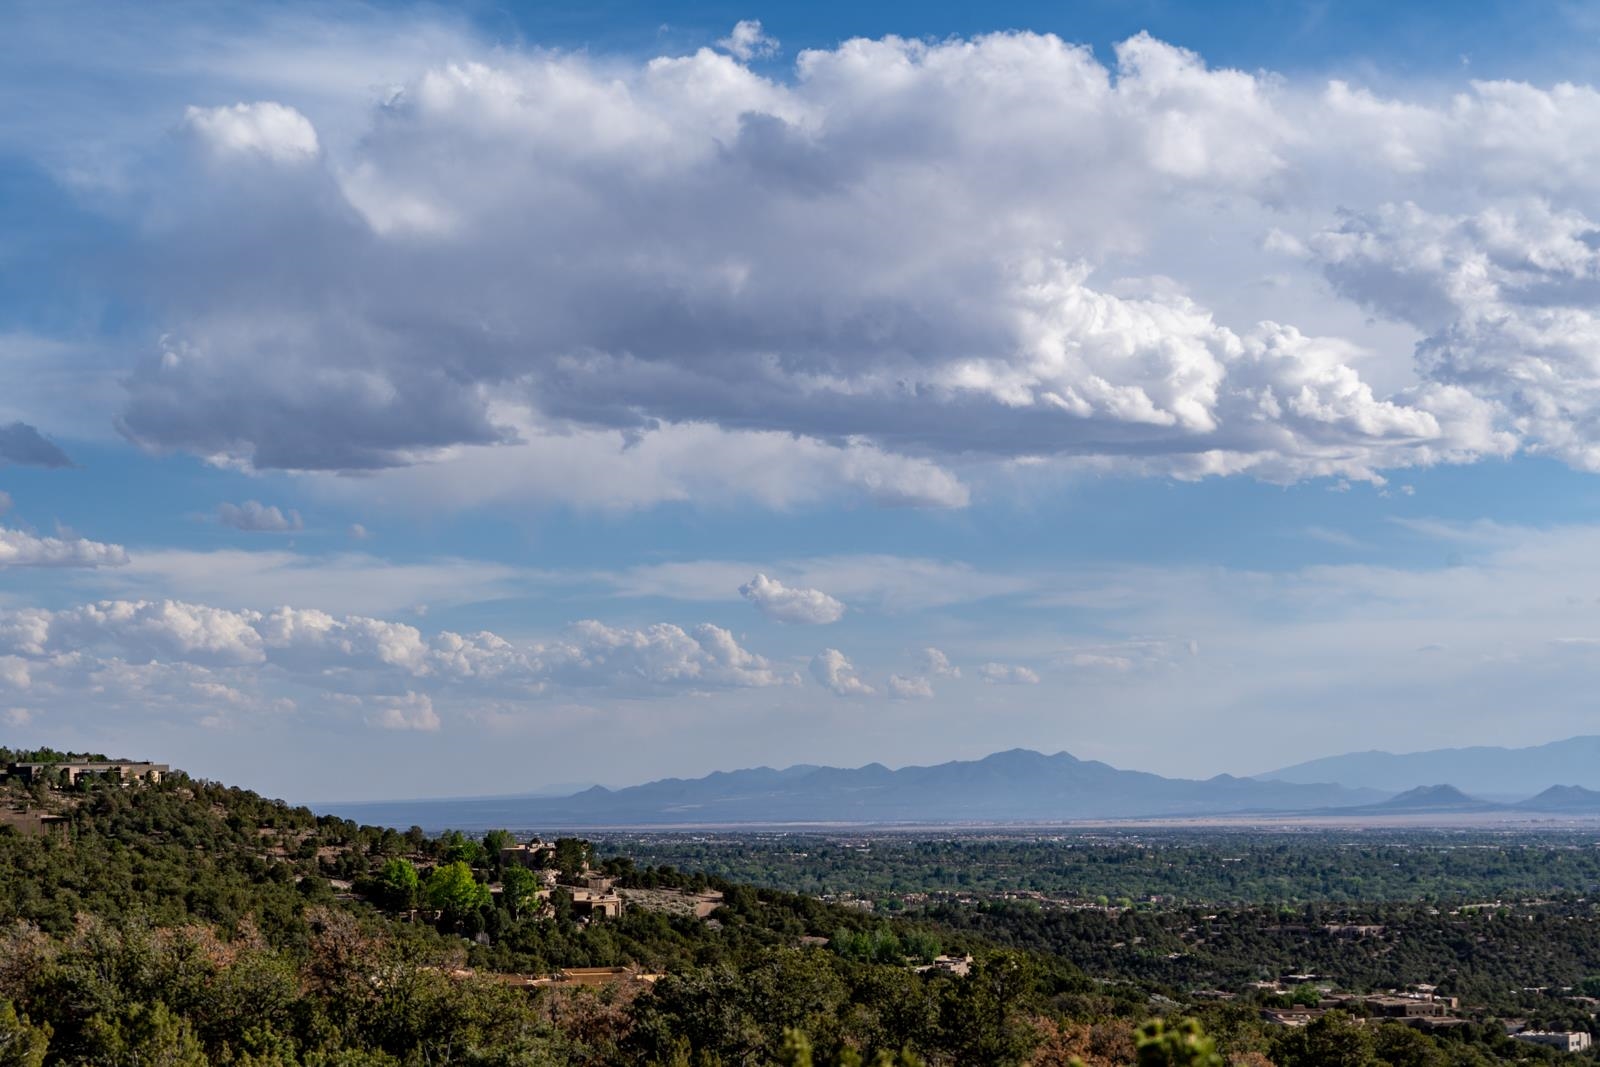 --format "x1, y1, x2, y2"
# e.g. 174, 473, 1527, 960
9, 1, 1600, 801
